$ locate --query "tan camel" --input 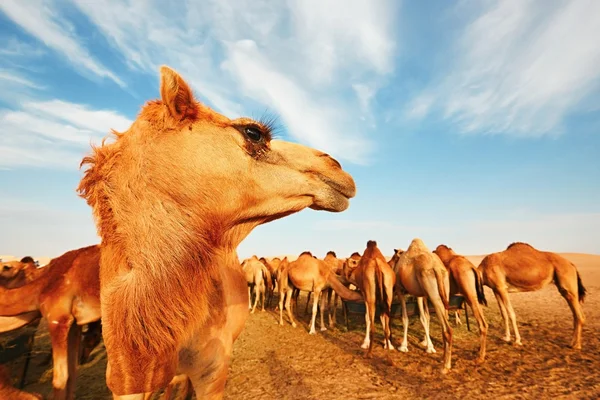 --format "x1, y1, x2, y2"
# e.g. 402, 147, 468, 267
390, 238, 453, 373
241, 256, 272, 313
77, 65, 356, 399
259, 257, 278, 307
433, 244, 489, 362
343, 241, 395, 355
278, 252, 362, 334
0, 245, 101, 400
478, 242, 586, 349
